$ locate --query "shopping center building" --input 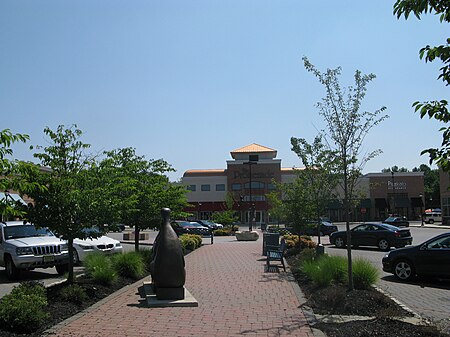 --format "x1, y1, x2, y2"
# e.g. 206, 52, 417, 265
182, 143, 425, 224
